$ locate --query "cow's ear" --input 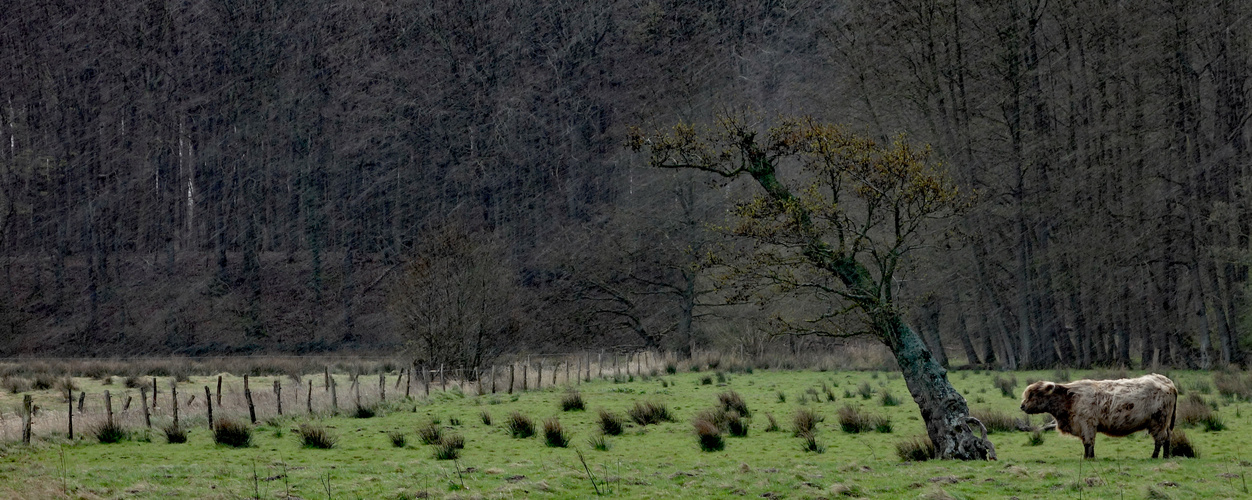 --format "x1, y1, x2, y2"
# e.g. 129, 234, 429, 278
1049, 383, 1069, 396
1039, 382, 1055, 393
